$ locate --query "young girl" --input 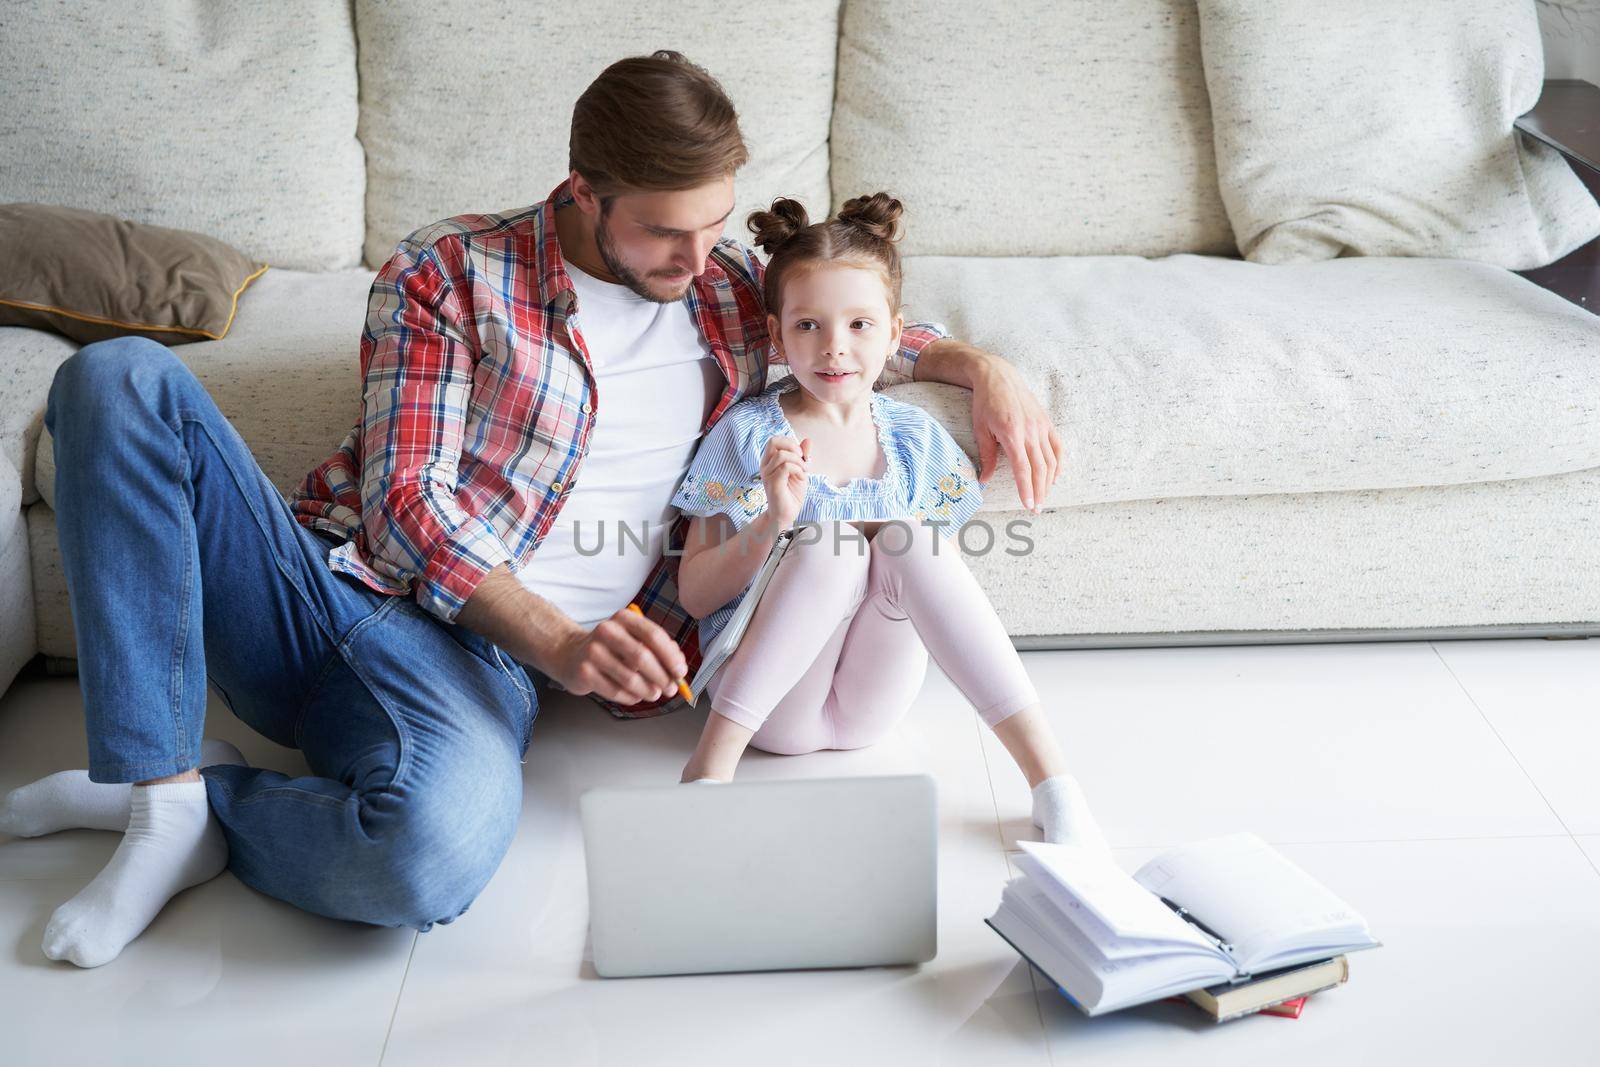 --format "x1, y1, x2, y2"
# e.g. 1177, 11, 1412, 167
667, 193, 1109, 850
